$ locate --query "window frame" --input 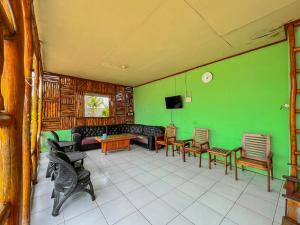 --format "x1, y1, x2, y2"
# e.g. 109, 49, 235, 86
83, 92, 110, 118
